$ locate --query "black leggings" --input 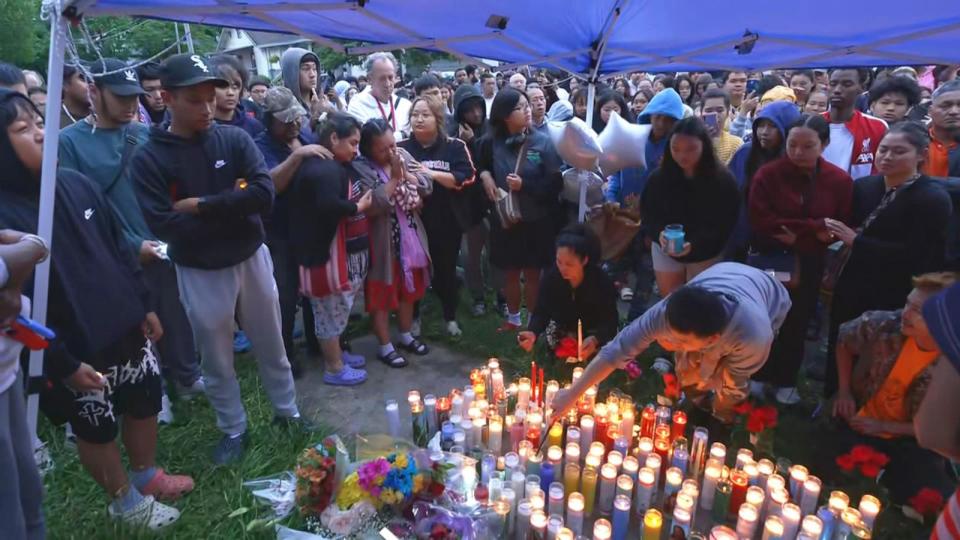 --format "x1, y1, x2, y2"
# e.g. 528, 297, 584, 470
426, 220, 463, 322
